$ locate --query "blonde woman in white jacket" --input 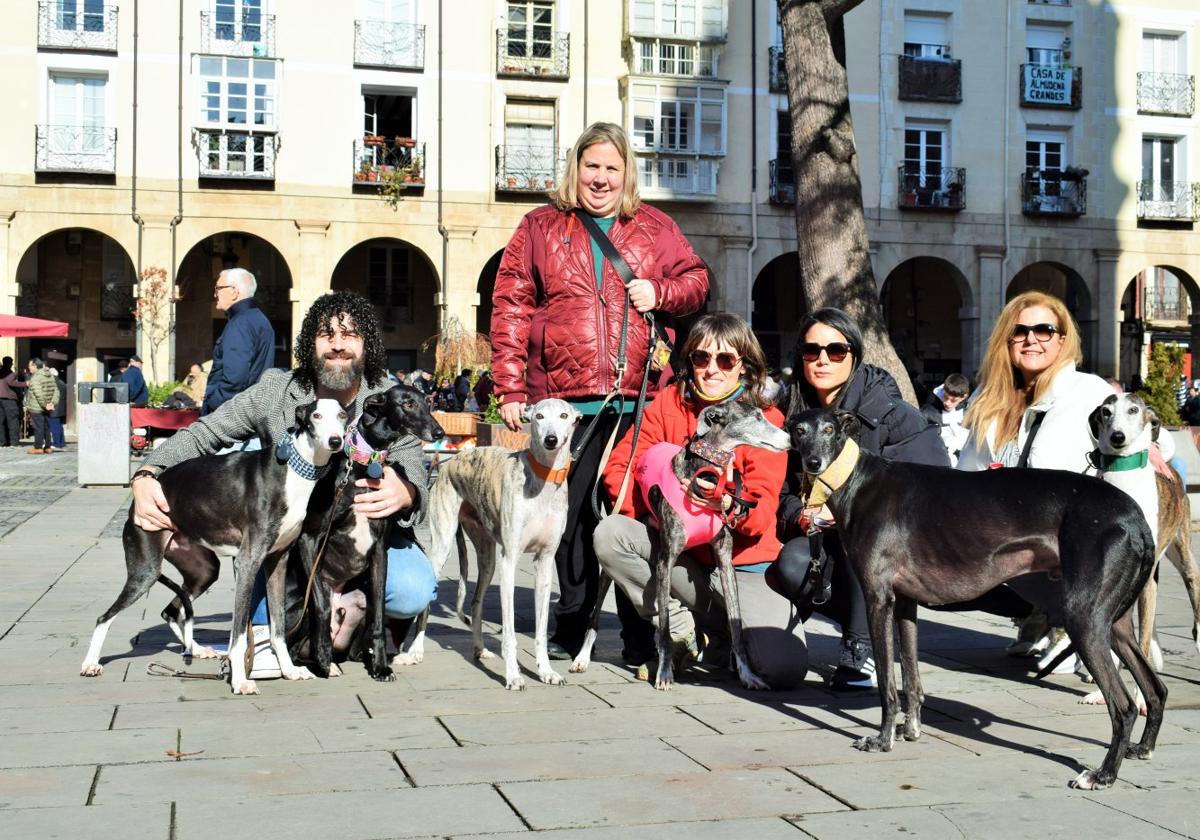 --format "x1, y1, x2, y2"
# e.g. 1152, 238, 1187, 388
957, 291, 1112, 673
